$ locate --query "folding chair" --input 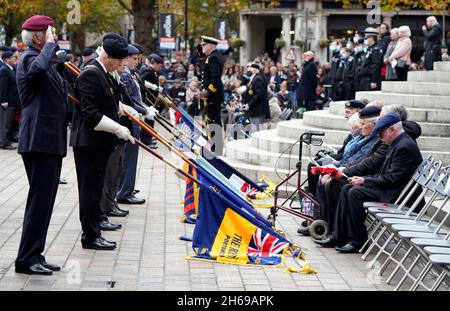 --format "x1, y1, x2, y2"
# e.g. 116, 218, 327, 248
371, 166, 450, 289
360, 156, 435, 254
410, 254, 450, 291
360, 159, 439, 260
